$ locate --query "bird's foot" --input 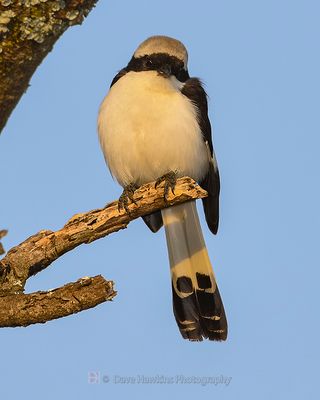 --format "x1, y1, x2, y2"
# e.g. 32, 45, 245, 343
118, 183, 139, 213
155, 171, 177, 203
